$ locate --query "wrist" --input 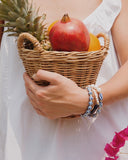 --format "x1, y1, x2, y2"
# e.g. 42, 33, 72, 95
100, 83, 114, 106
73, 87, 89, 115
81, 85, 103, 118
